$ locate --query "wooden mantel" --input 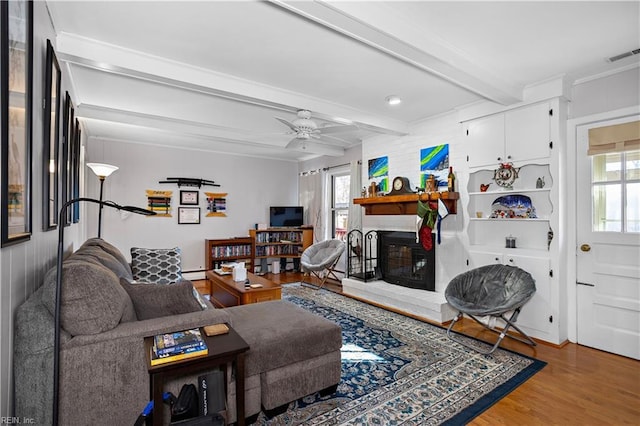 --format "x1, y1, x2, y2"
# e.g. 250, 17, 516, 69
353, 192, 459, 215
